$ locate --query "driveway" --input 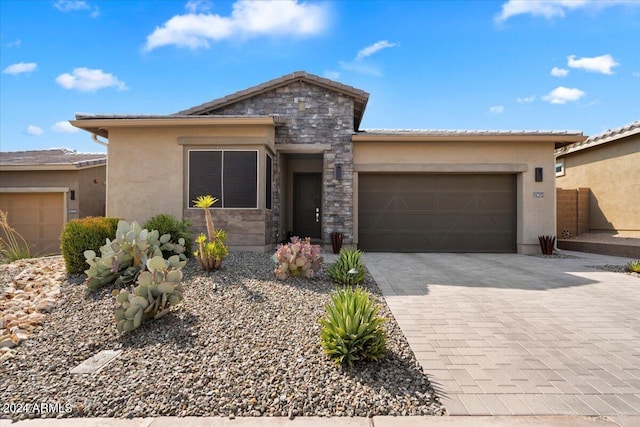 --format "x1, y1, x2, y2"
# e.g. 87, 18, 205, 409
364, 251, 640, 417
